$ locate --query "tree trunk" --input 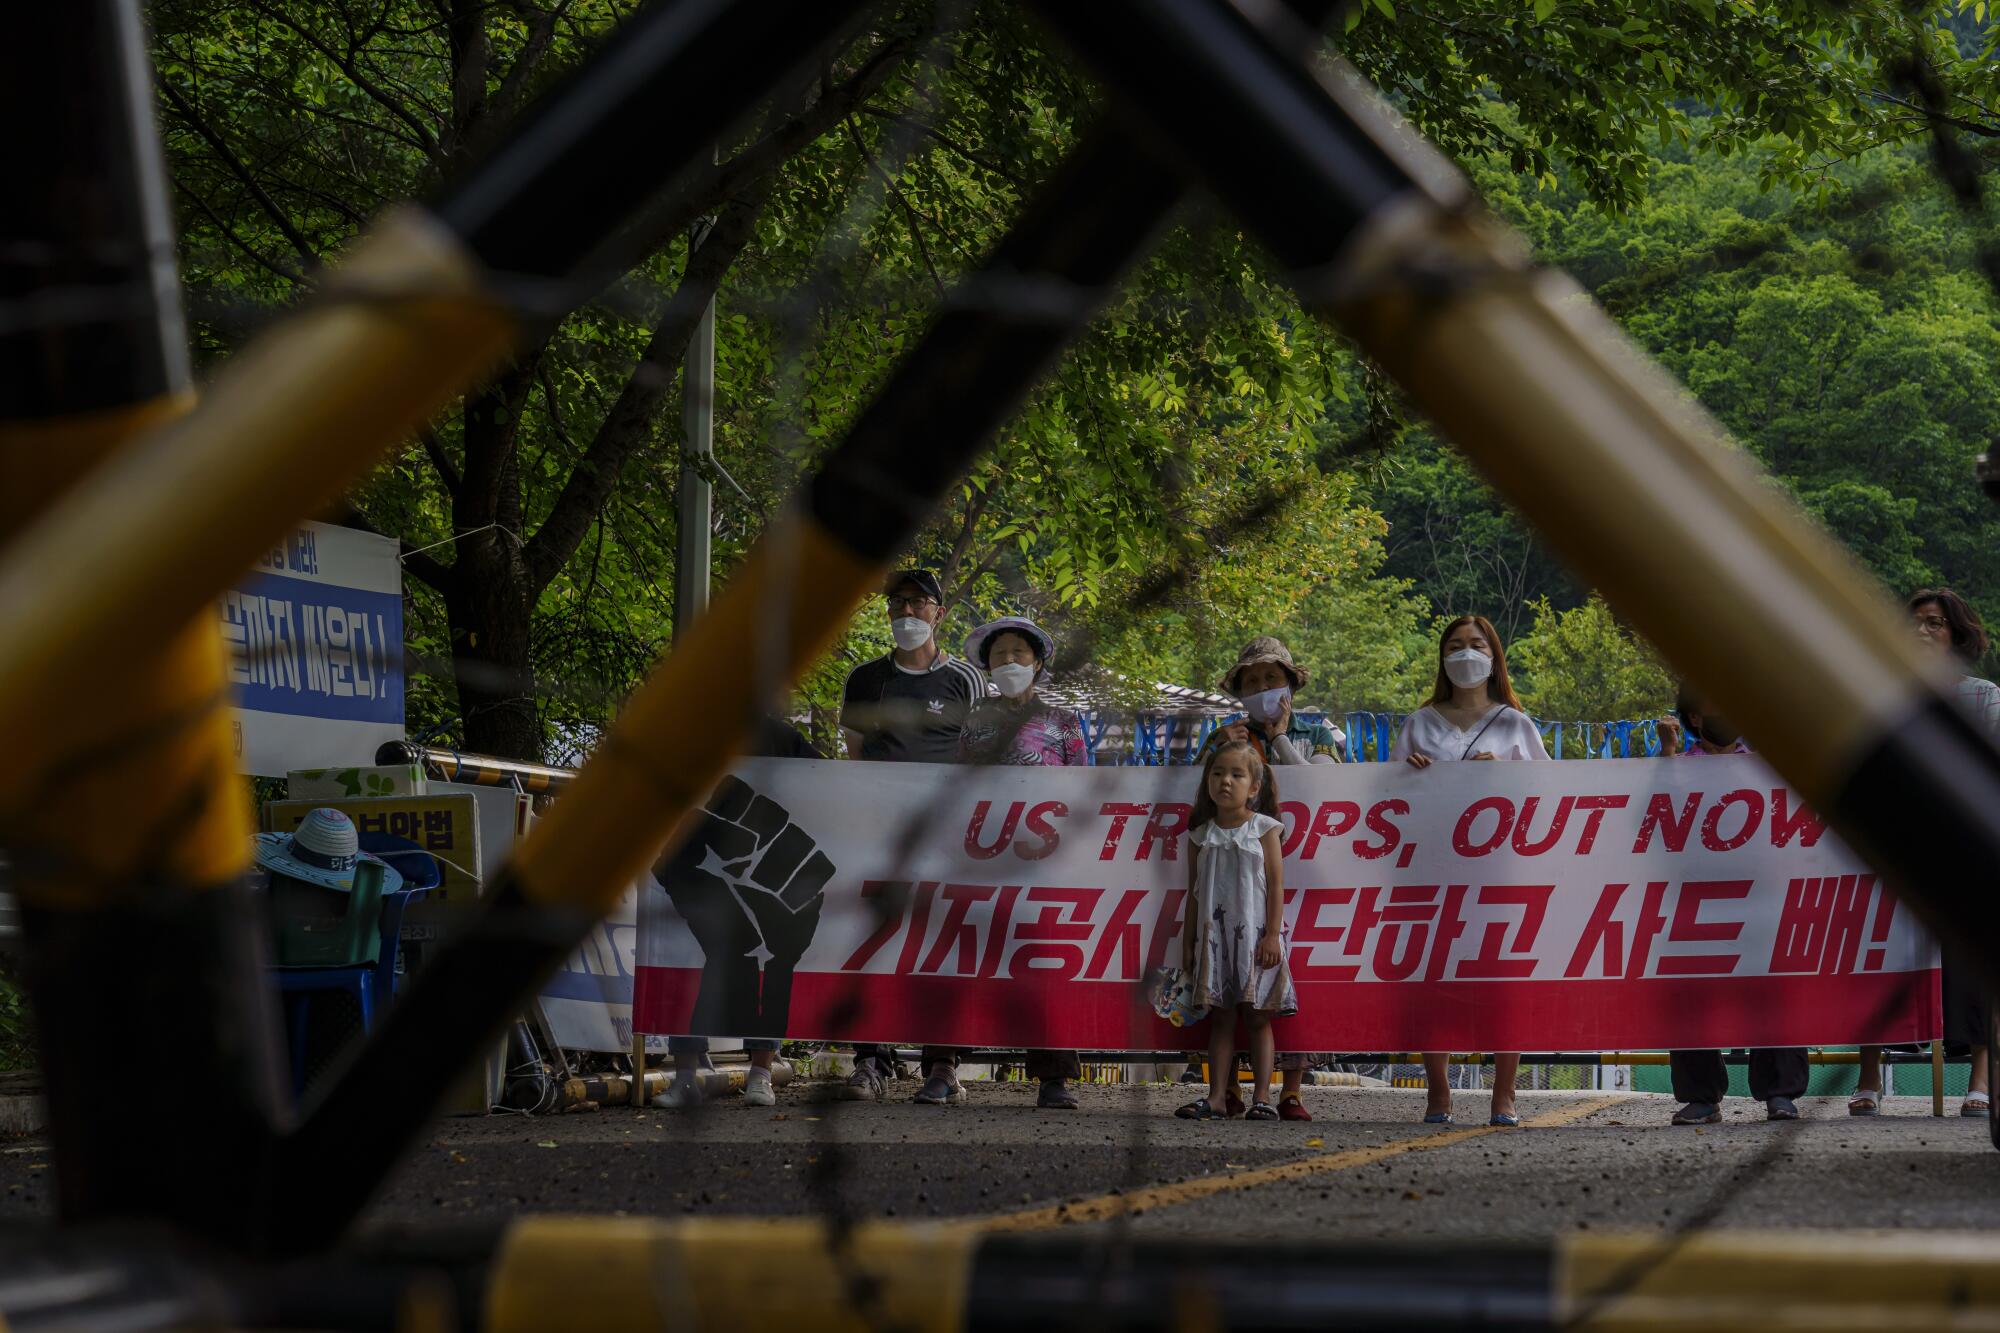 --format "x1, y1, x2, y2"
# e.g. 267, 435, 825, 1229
445, 525, 541, 761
